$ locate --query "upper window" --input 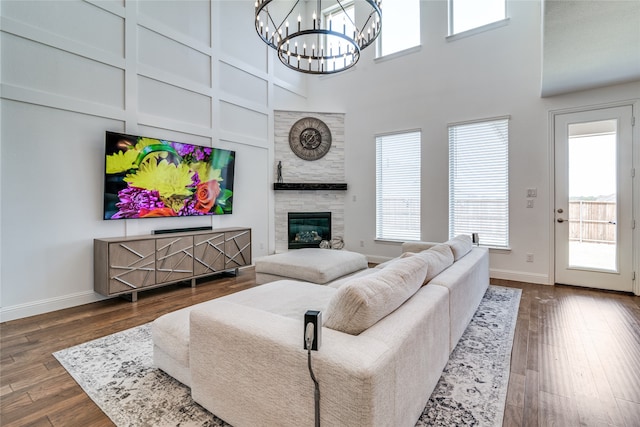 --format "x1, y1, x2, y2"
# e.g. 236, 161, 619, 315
376, 131, 421, 241
323, 3, 356, 71
449, 0, 506, 35
449, 117, 509, 248
377, 0, 420, 57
